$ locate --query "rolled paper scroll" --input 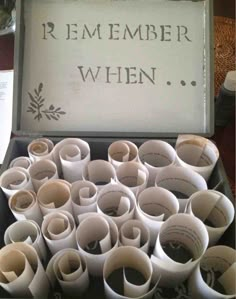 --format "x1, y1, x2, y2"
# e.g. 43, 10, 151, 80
71, 180, 98, 224
28, 138, 54, 162
116, 161, 149, 196
8, 190, 43, 225
82, 160, 116, 191
46, 248, 89, 296
155, 165, 207, 212
103, 246, 158, 299
9, 156, 32, 170
76, 213, 119, 276
41, 210, 77, 255
37, 179, 72, 215
151, 213, 209, 287
189, 246, 236, 299
97, 182, 136, 228
52, 138, 90, 176
186, 190, 235, 246
136, 187, 179, 246
4, 220, 47, 263
138, 140, 176, 187
175, 134, 219, 181
119, 219, 150, 254
0, 167, 33, 199
28, 159, 59, 192
108, 140, 138, 169
0, 242, 49, 298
